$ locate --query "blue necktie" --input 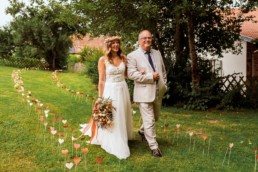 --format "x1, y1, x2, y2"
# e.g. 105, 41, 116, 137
146, 51, 155, 72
